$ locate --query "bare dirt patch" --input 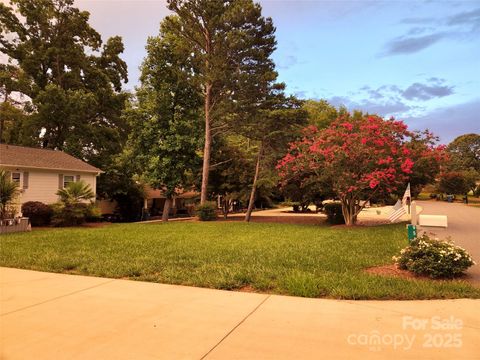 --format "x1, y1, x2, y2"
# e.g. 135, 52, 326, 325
82, 222, 112, 228
238, 285, 257, 293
